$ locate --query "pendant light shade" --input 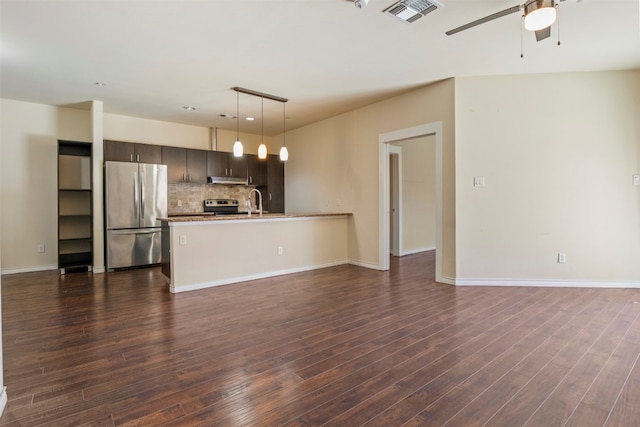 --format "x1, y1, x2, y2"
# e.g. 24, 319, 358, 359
279, 146, 288, 161
233, 90, 243, 157
233, 140, 243, 157
524, 0, 556, 31
258, 144, 267, 159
